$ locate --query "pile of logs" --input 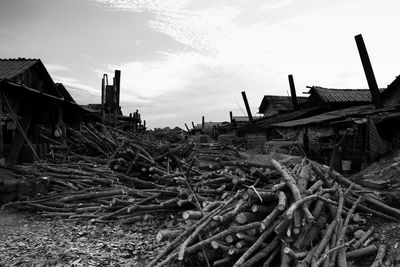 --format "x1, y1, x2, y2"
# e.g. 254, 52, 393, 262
4, 123, 275, 225
3, 122, 400, 266
148, 159, 396, 267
